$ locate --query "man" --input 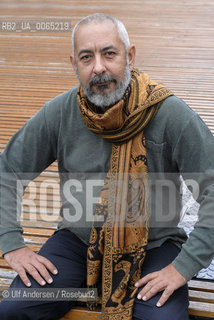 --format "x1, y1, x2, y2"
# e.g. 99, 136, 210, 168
0, 13, 214, 320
